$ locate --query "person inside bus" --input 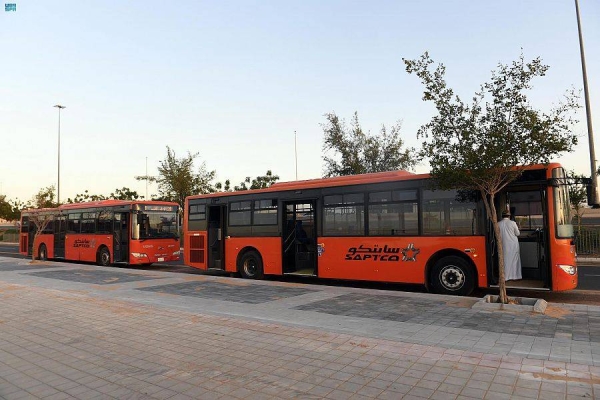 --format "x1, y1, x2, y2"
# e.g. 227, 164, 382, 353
143, 217, 152, 238
295, 220, 309, 250
498, 210, 522, 281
